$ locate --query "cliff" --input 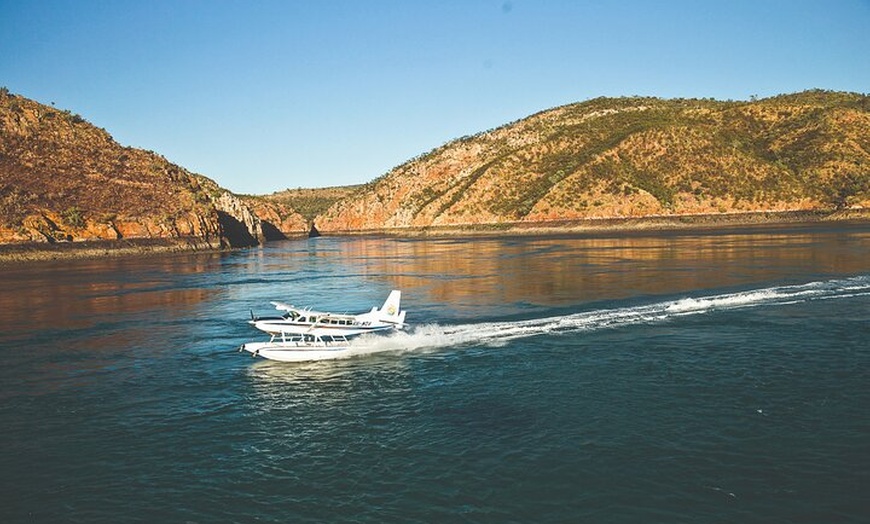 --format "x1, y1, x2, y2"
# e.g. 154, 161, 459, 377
316, 90, 870, 231
3, 88, 868, 257
0, 89, 262, 248
239, 196, 308, 240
